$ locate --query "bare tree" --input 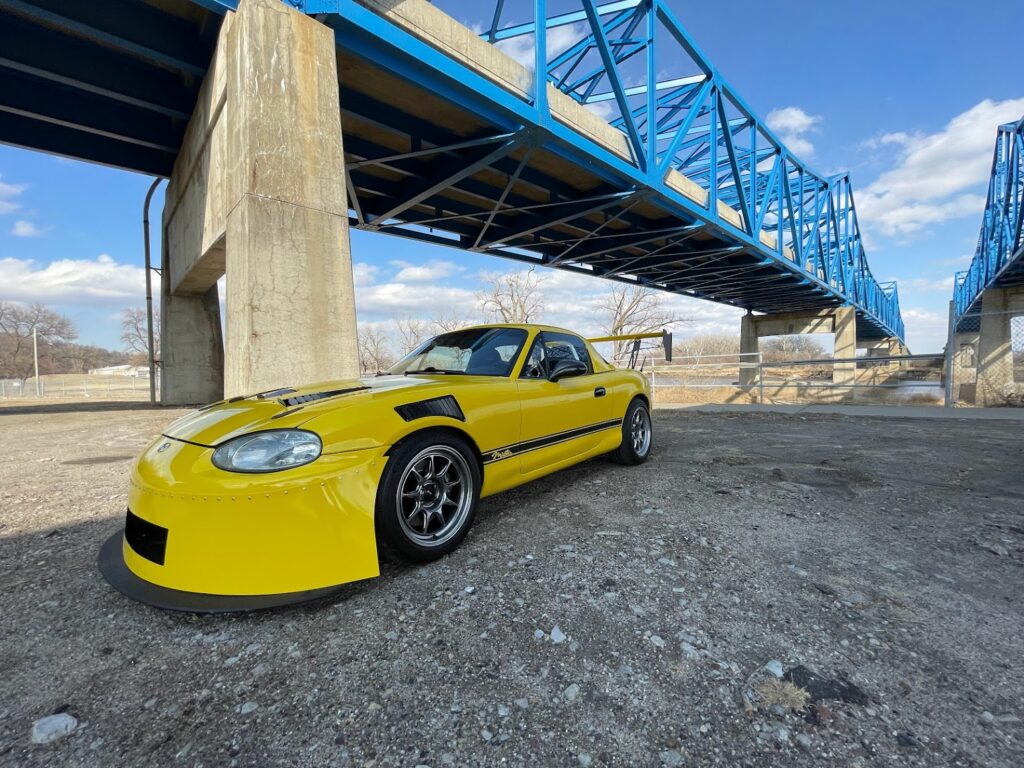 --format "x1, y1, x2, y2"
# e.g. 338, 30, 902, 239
760, 335, 827, 363
430, 310, 477, 334
394, 317, 431, 355
599, 285, 683, 359
358, 325, 394, 374
120, 306, 159, 364
478, 268, 545, 323
673, 334, 741, 359
0, 301, 77, 381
